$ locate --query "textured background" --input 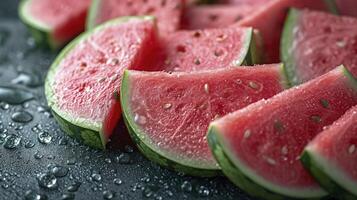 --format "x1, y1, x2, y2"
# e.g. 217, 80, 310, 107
0, 1, 254, 199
